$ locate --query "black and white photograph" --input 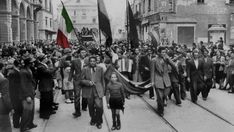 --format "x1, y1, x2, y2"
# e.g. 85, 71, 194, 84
0, 0, 234, 132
